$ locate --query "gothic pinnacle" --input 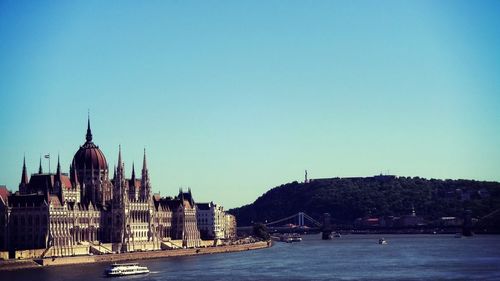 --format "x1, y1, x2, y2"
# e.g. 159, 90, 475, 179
38, 156, 43, 174
21, 155, 29, 184
86, 112, 93, 142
